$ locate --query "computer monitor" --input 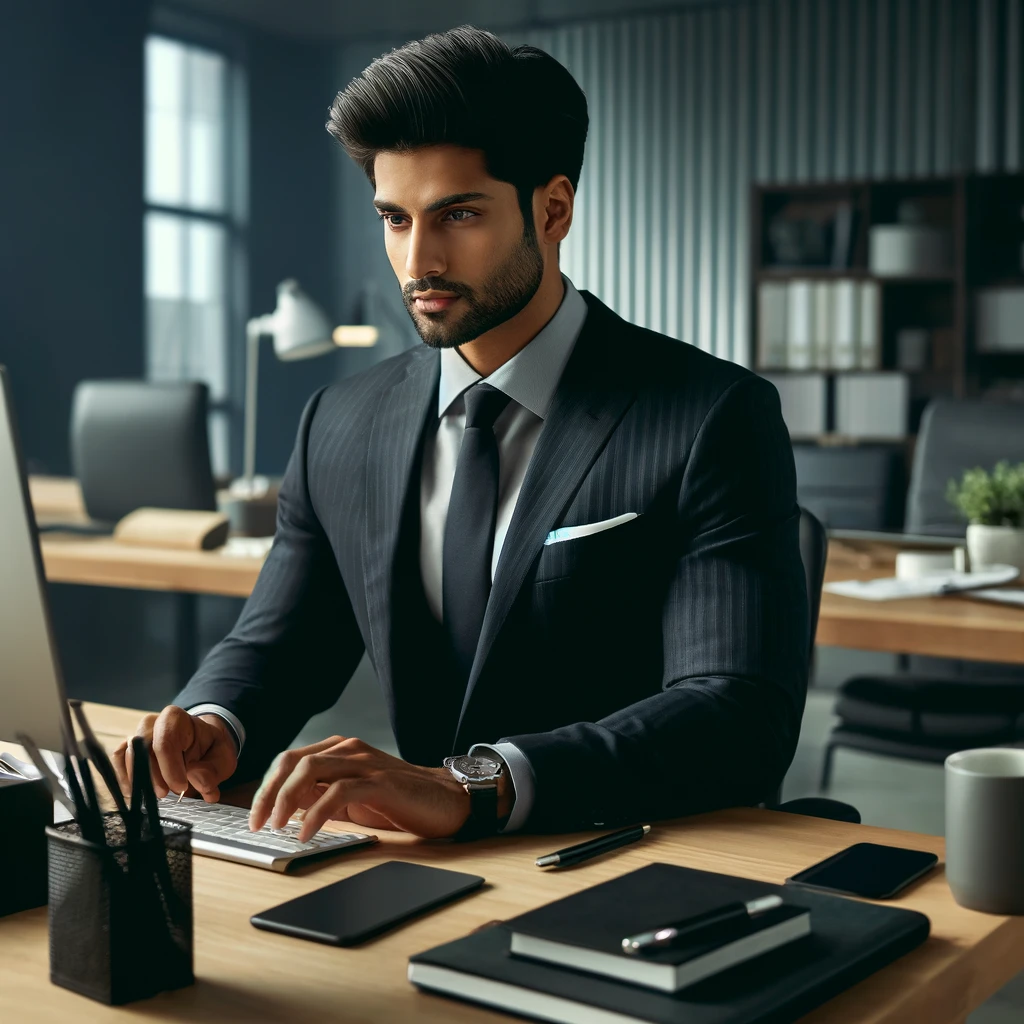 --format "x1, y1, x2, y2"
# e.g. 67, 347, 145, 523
0, 366, 73, 752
